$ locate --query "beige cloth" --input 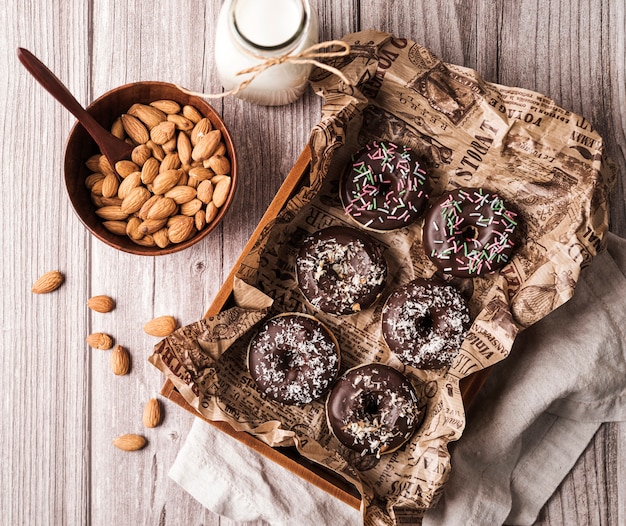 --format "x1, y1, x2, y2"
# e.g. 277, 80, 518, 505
169, 232, 626, 525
